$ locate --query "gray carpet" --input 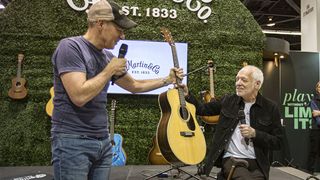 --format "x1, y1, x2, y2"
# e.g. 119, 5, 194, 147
0, 165, 317, 180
